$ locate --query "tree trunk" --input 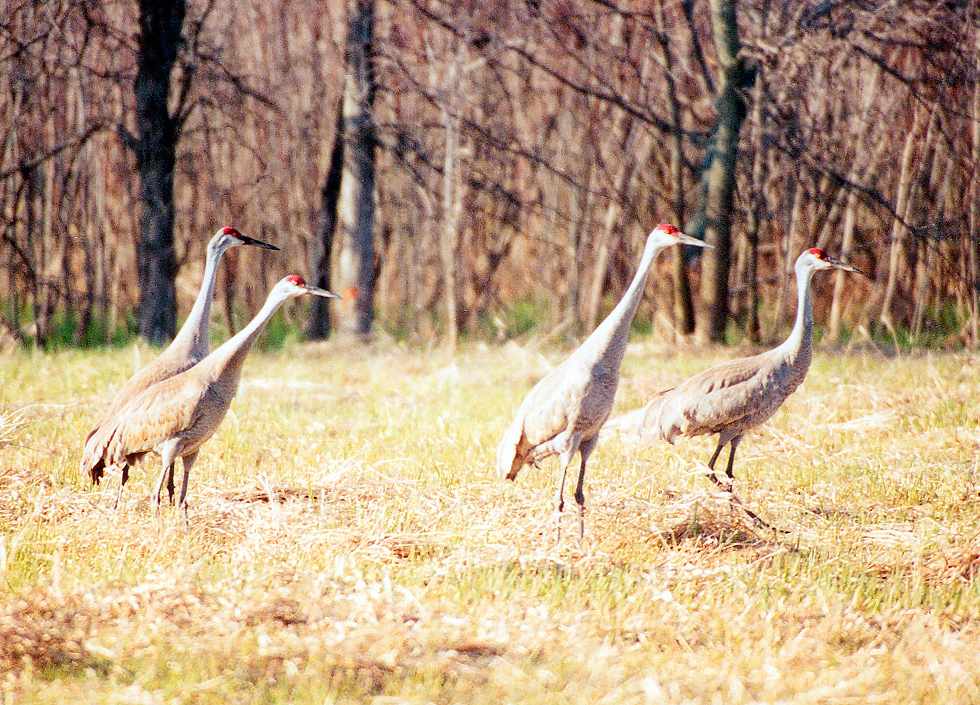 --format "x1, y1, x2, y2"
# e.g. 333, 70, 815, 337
970, 31, 980, 348
829, 188, 859, 342
439, 44, 463, 352
696, 0, 749, 344
307, 102, 345, 339
774, 175, 801, 329
336, 0, 377, 338
566, 159, 592, 337
743, 69, 766, 343
912, 127, 947, 338
829, 66, 885, 342
654, 12, 695, 337
879, 109, 924, 334
134, 0, 185, 346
